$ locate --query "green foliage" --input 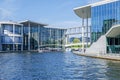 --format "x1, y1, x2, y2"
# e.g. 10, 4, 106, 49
71, 45, 82, 49
73, 38, 80, 43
